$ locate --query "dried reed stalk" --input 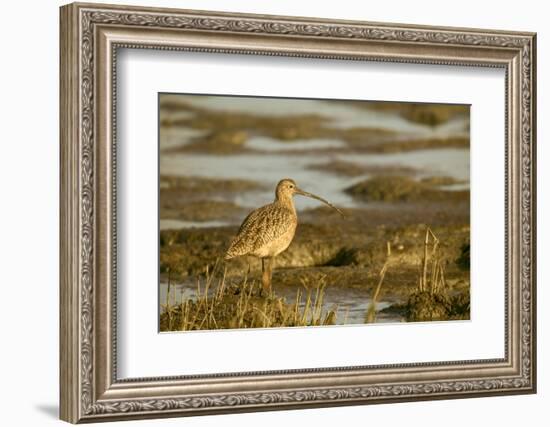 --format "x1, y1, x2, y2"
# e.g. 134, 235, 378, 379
365, 241, 392, 323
